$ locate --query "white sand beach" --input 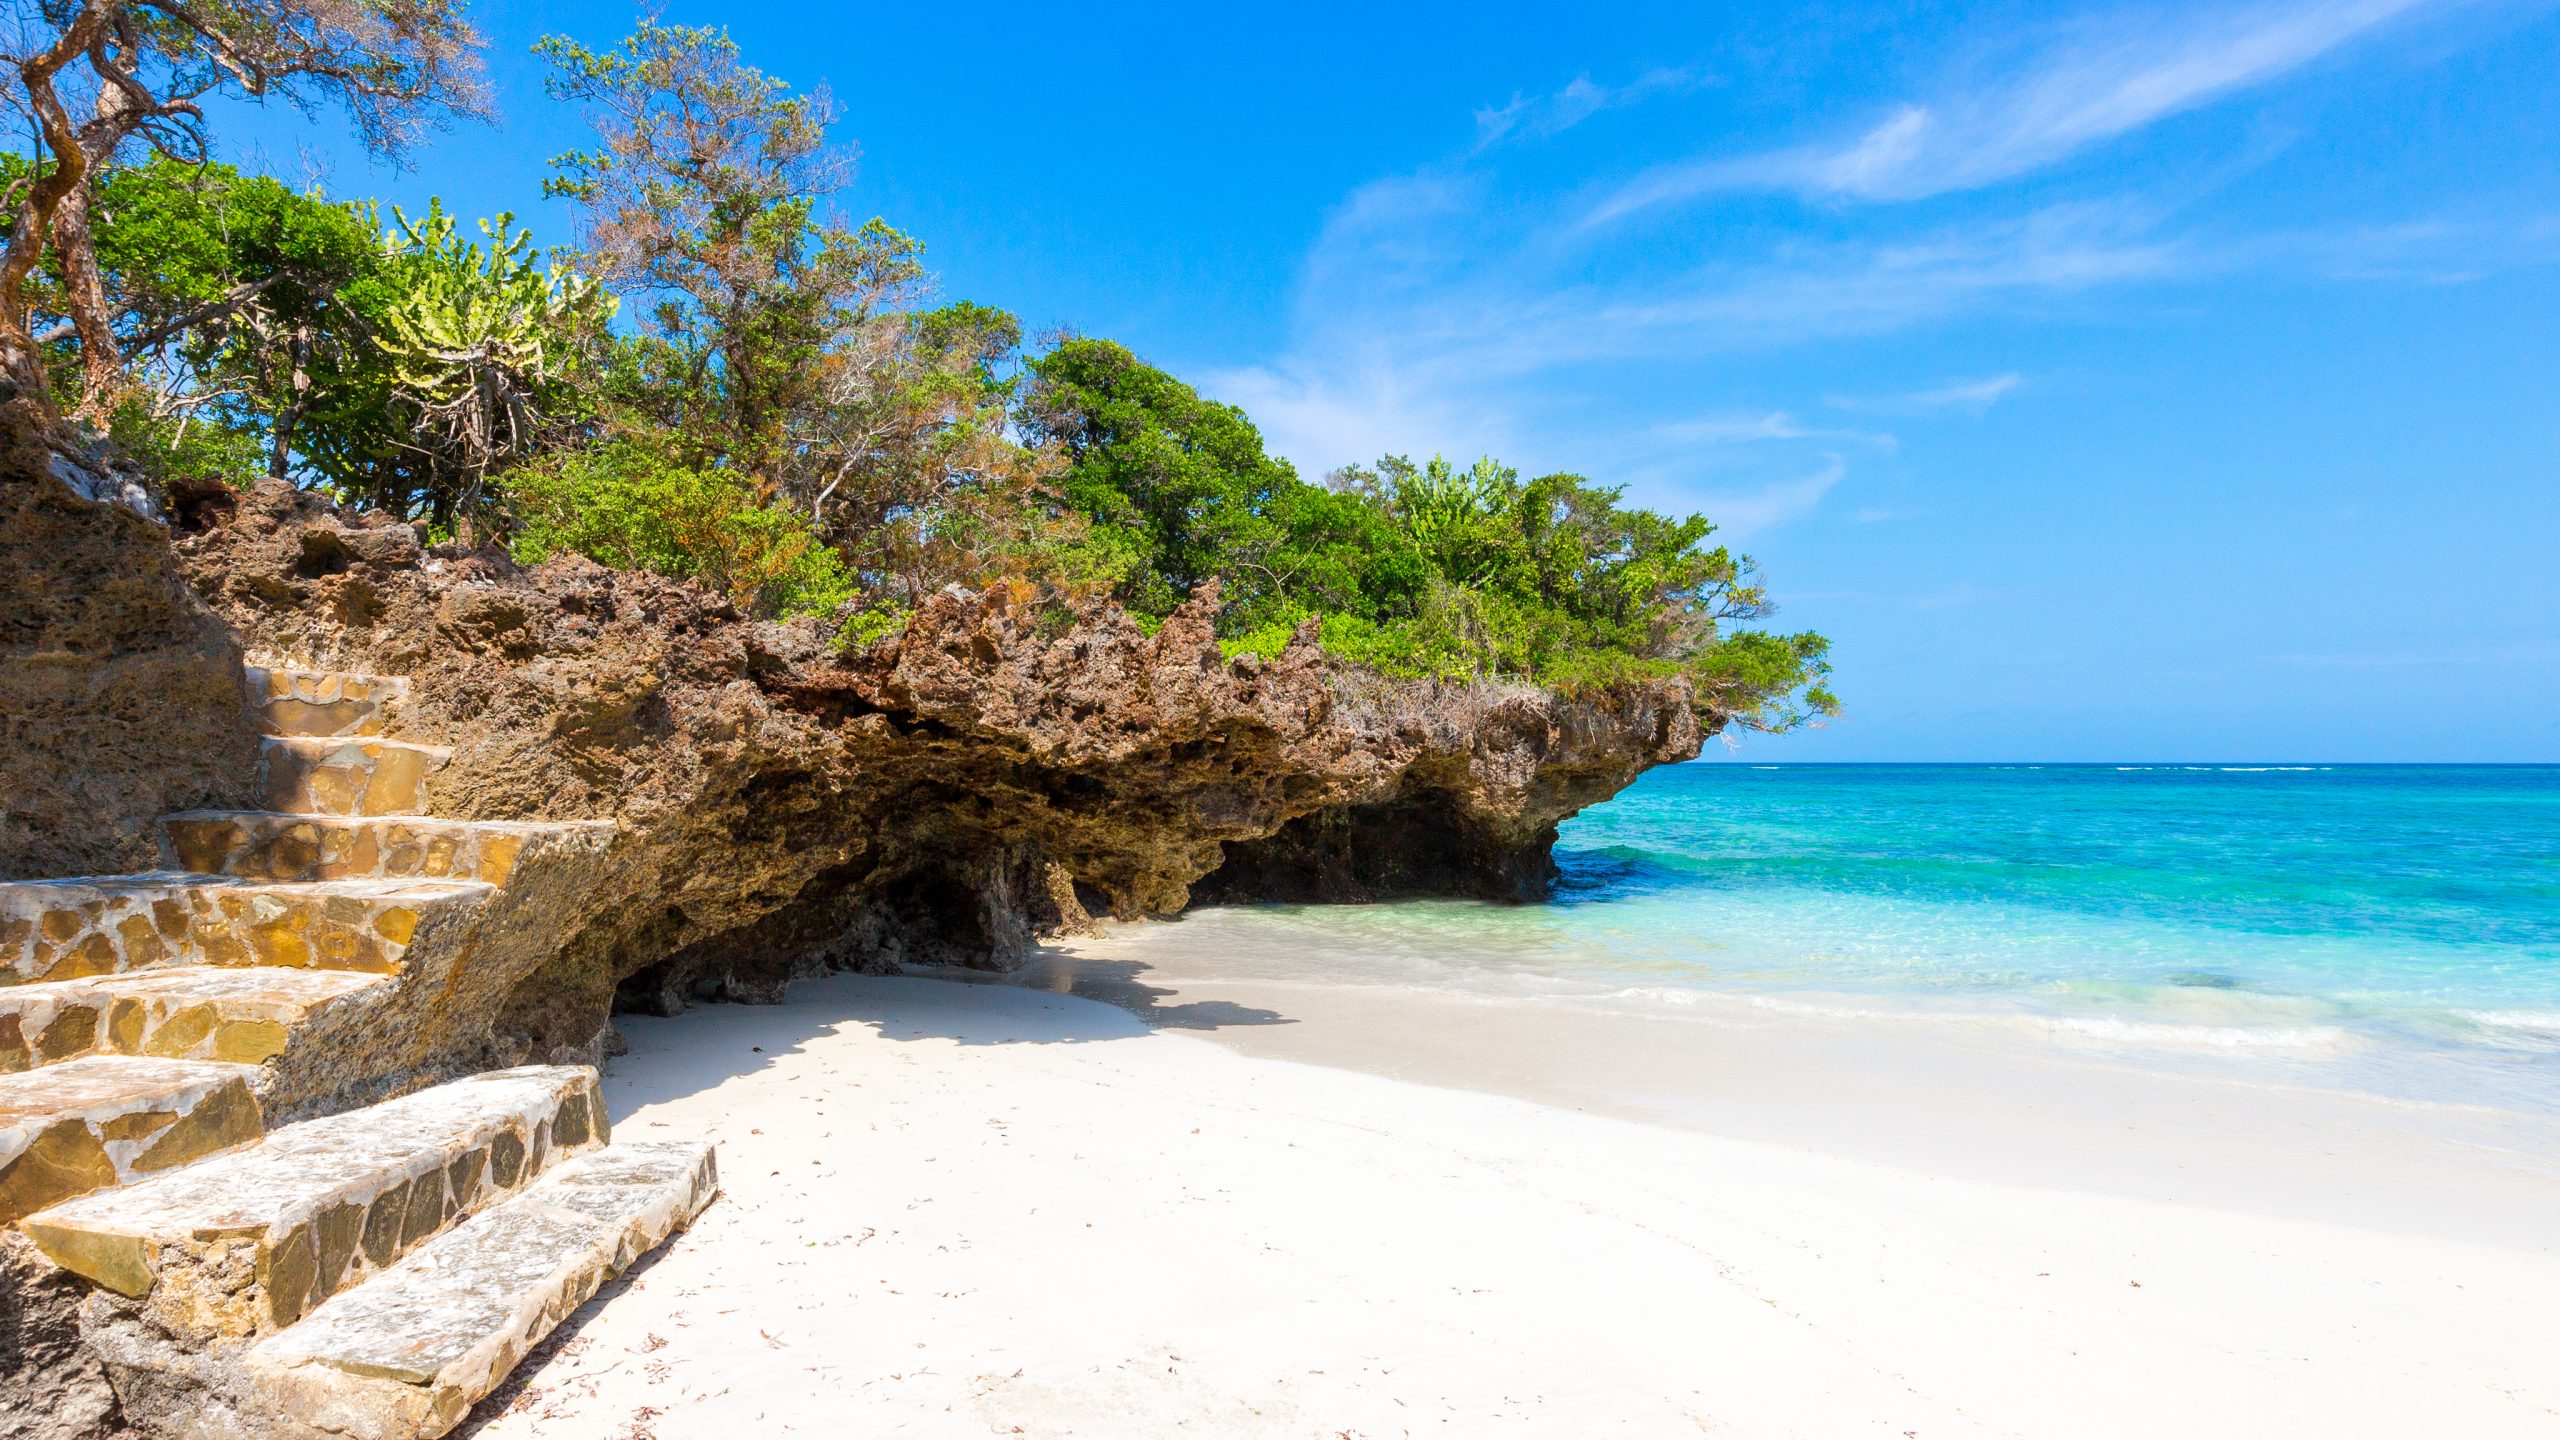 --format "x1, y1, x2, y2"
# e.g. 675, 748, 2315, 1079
467, 963, 2560, 1439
